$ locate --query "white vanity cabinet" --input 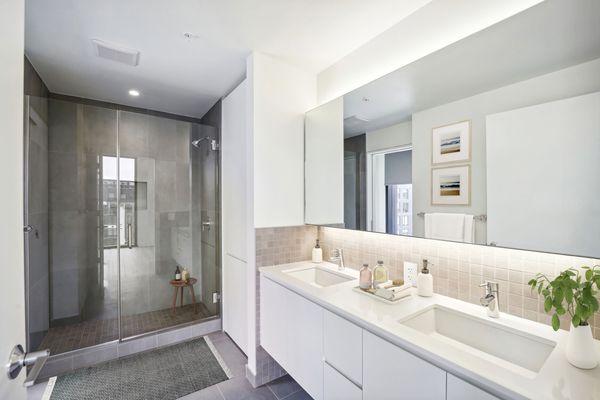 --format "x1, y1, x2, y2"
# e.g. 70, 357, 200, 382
447, 374, 500, 400
323, 310, 363, 385
260, 276, 289, 365
363, 330, 446, 400
260, 274, 501, 400
324, 362, 362, 400
260, 276, 324, 400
